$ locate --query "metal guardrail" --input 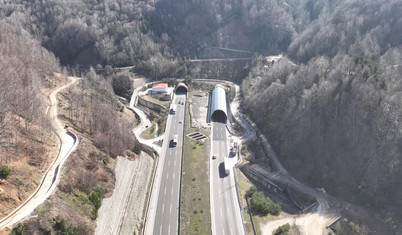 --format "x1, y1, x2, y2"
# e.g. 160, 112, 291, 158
245, 197, 257, 235
141, 153, 159, 235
